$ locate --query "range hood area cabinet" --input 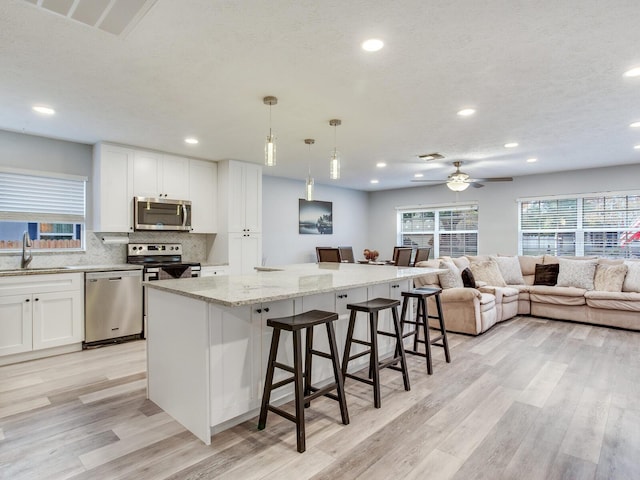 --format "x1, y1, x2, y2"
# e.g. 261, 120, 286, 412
92, 143, 218, 233
210, 160, 262, 275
